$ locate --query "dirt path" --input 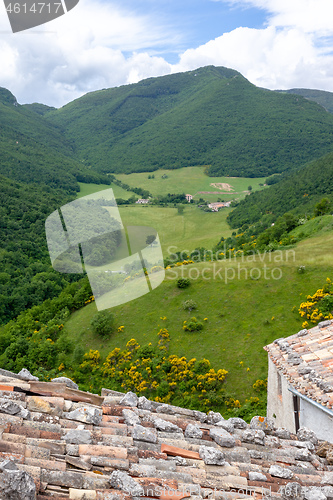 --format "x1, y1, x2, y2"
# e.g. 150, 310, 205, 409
197, 191, 225, 194
196, 190, 247, 195
210, 182, 234, 191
